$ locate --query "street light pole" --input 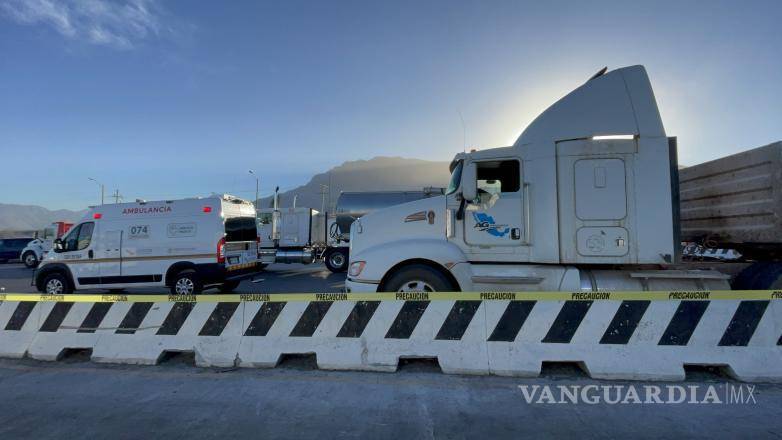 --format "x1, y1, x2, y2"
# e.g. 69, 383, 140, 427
88, 177, 104, 205
319, 184, 329, 214
248, 170, 259, 223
